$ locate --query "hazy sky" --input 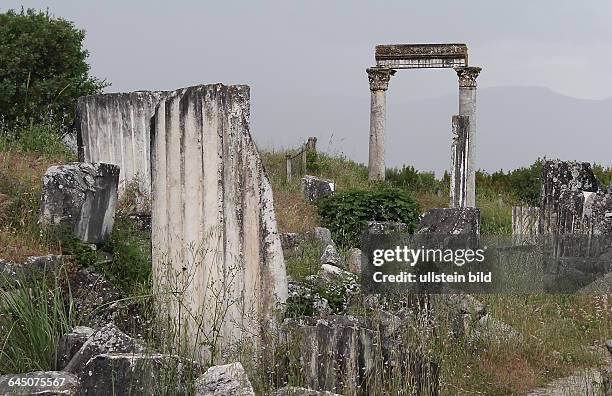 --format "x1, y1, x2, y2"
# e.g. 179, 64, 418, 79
4, 1, 612, 173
